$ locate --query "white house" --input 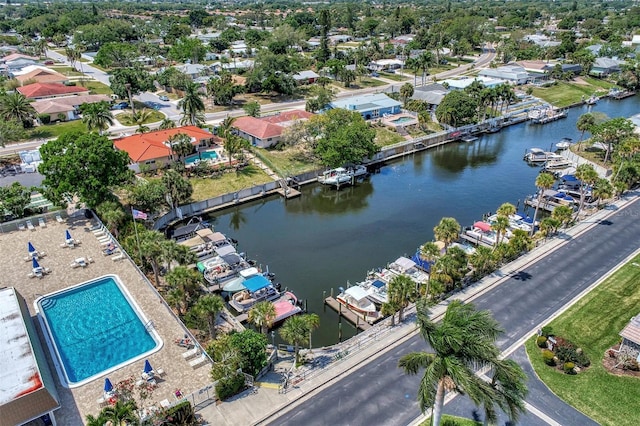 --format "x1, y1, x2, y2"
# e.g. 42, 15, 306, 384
478, 65, 530, 85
